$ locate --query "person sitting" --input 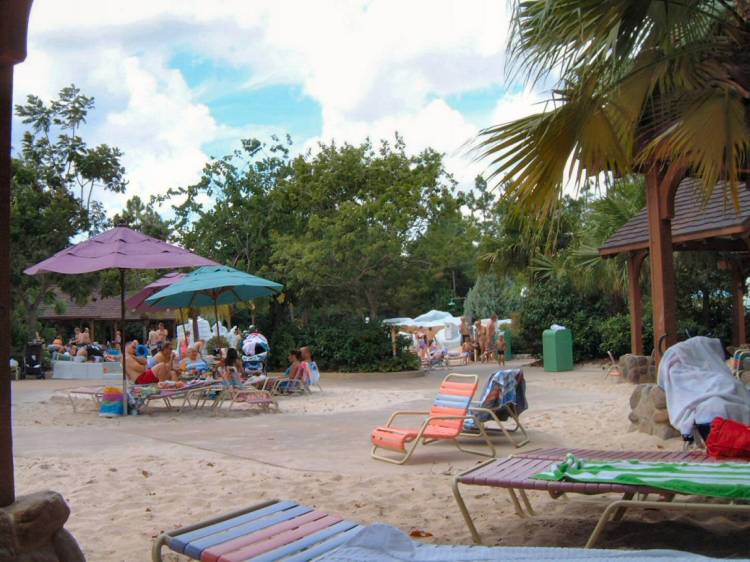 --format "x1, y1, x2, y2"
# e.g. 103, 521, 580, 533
218, 348, 244, 388
267, 350, 302, 393
79, 328, 91, 345
49, 335, 65, 354
180, 345, 209, 375
299, 346, 321, 388
72, 327, 83, 346
147, 325, 160, 348
125, 340, 153, 384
